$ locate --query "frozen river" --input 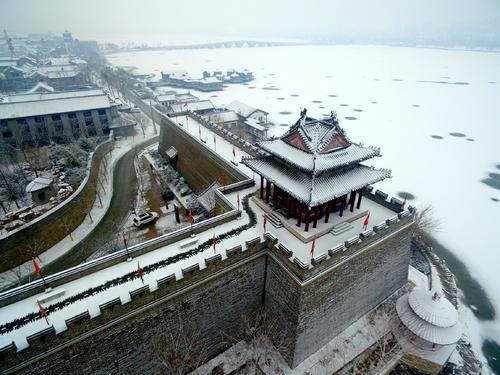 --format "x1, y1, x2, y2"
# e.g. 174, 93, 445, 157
107, 45, 500, 369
